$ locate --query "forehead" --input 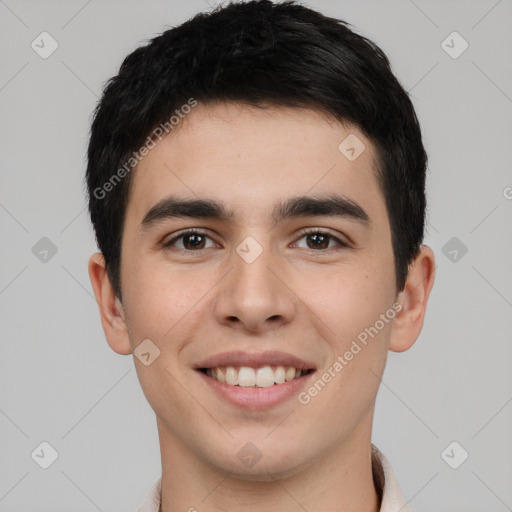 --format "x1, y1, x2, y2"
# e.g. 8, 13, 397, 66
126, 101, 384, 225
